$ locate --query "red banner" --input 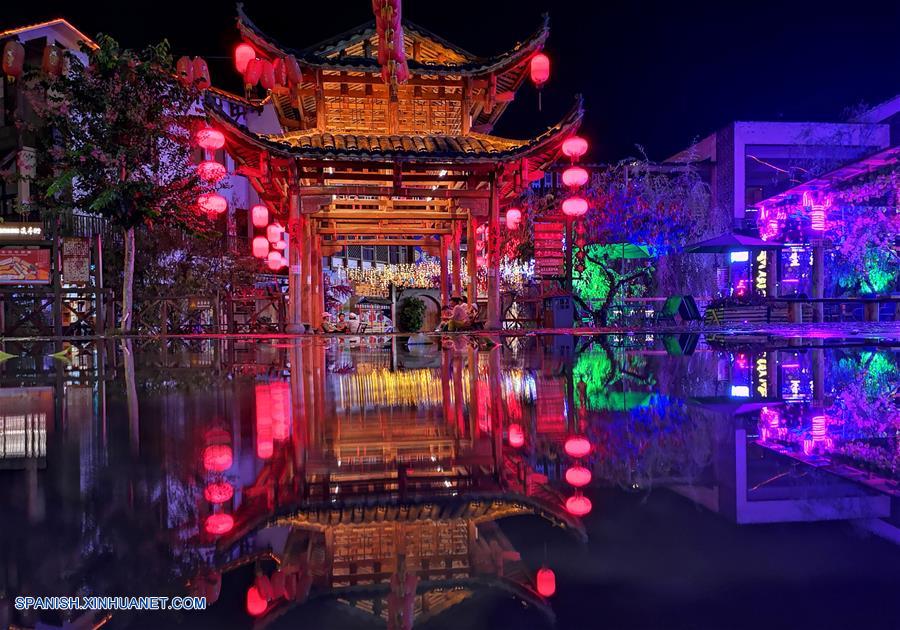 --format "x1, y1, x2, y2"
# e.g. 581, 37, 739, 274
0, 248, 51, 285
